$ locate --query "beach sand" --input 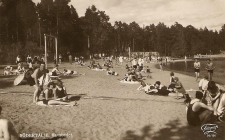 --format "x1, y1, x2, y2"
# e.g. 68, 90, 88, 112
0, 60, 224, 140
